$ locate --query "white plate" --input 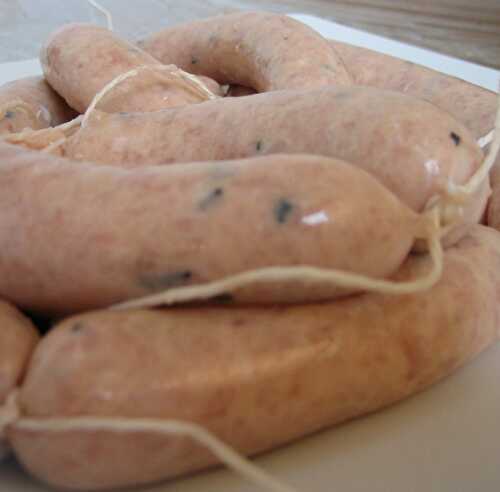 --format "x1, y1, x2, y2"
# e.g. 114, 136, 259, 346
1, 13, 499, 492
